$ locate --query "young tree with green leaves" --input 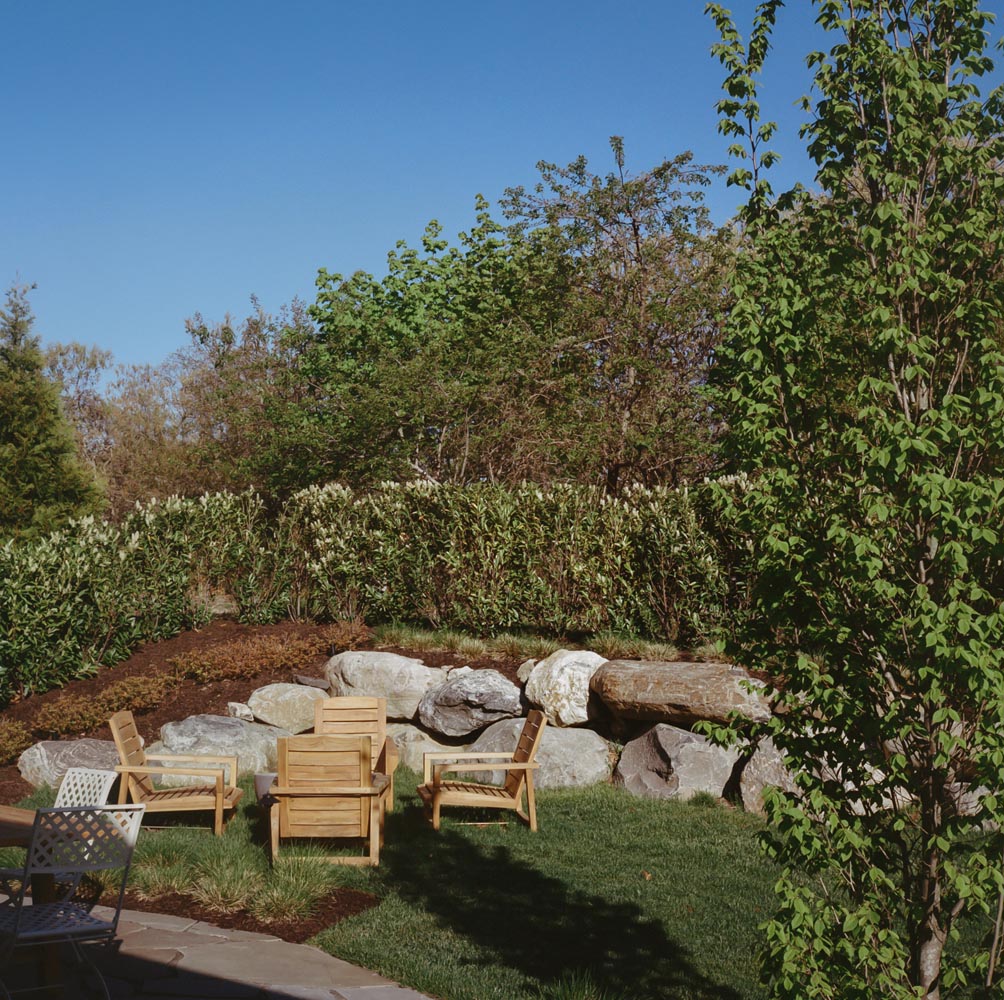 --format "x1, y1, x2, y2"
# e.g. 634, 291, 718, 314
0, 284, 103, 538
308, 151, 732, 491
502, 139, 732, 491
708, 1, 1004, 997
